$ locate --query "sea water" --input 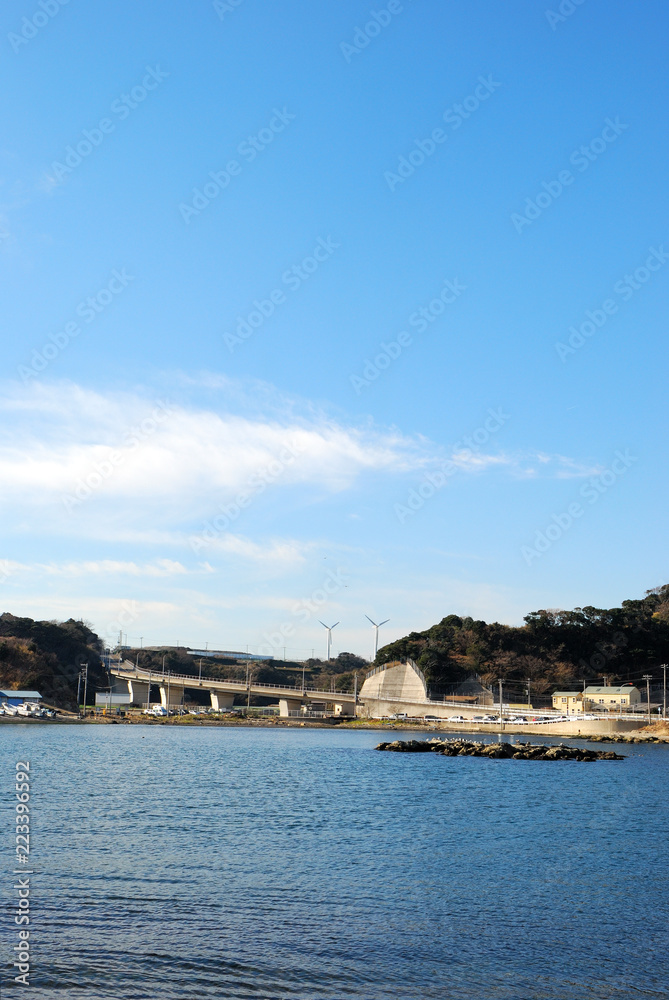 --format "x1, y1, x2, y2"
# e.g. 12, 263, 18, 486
1, 725, 667, 999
